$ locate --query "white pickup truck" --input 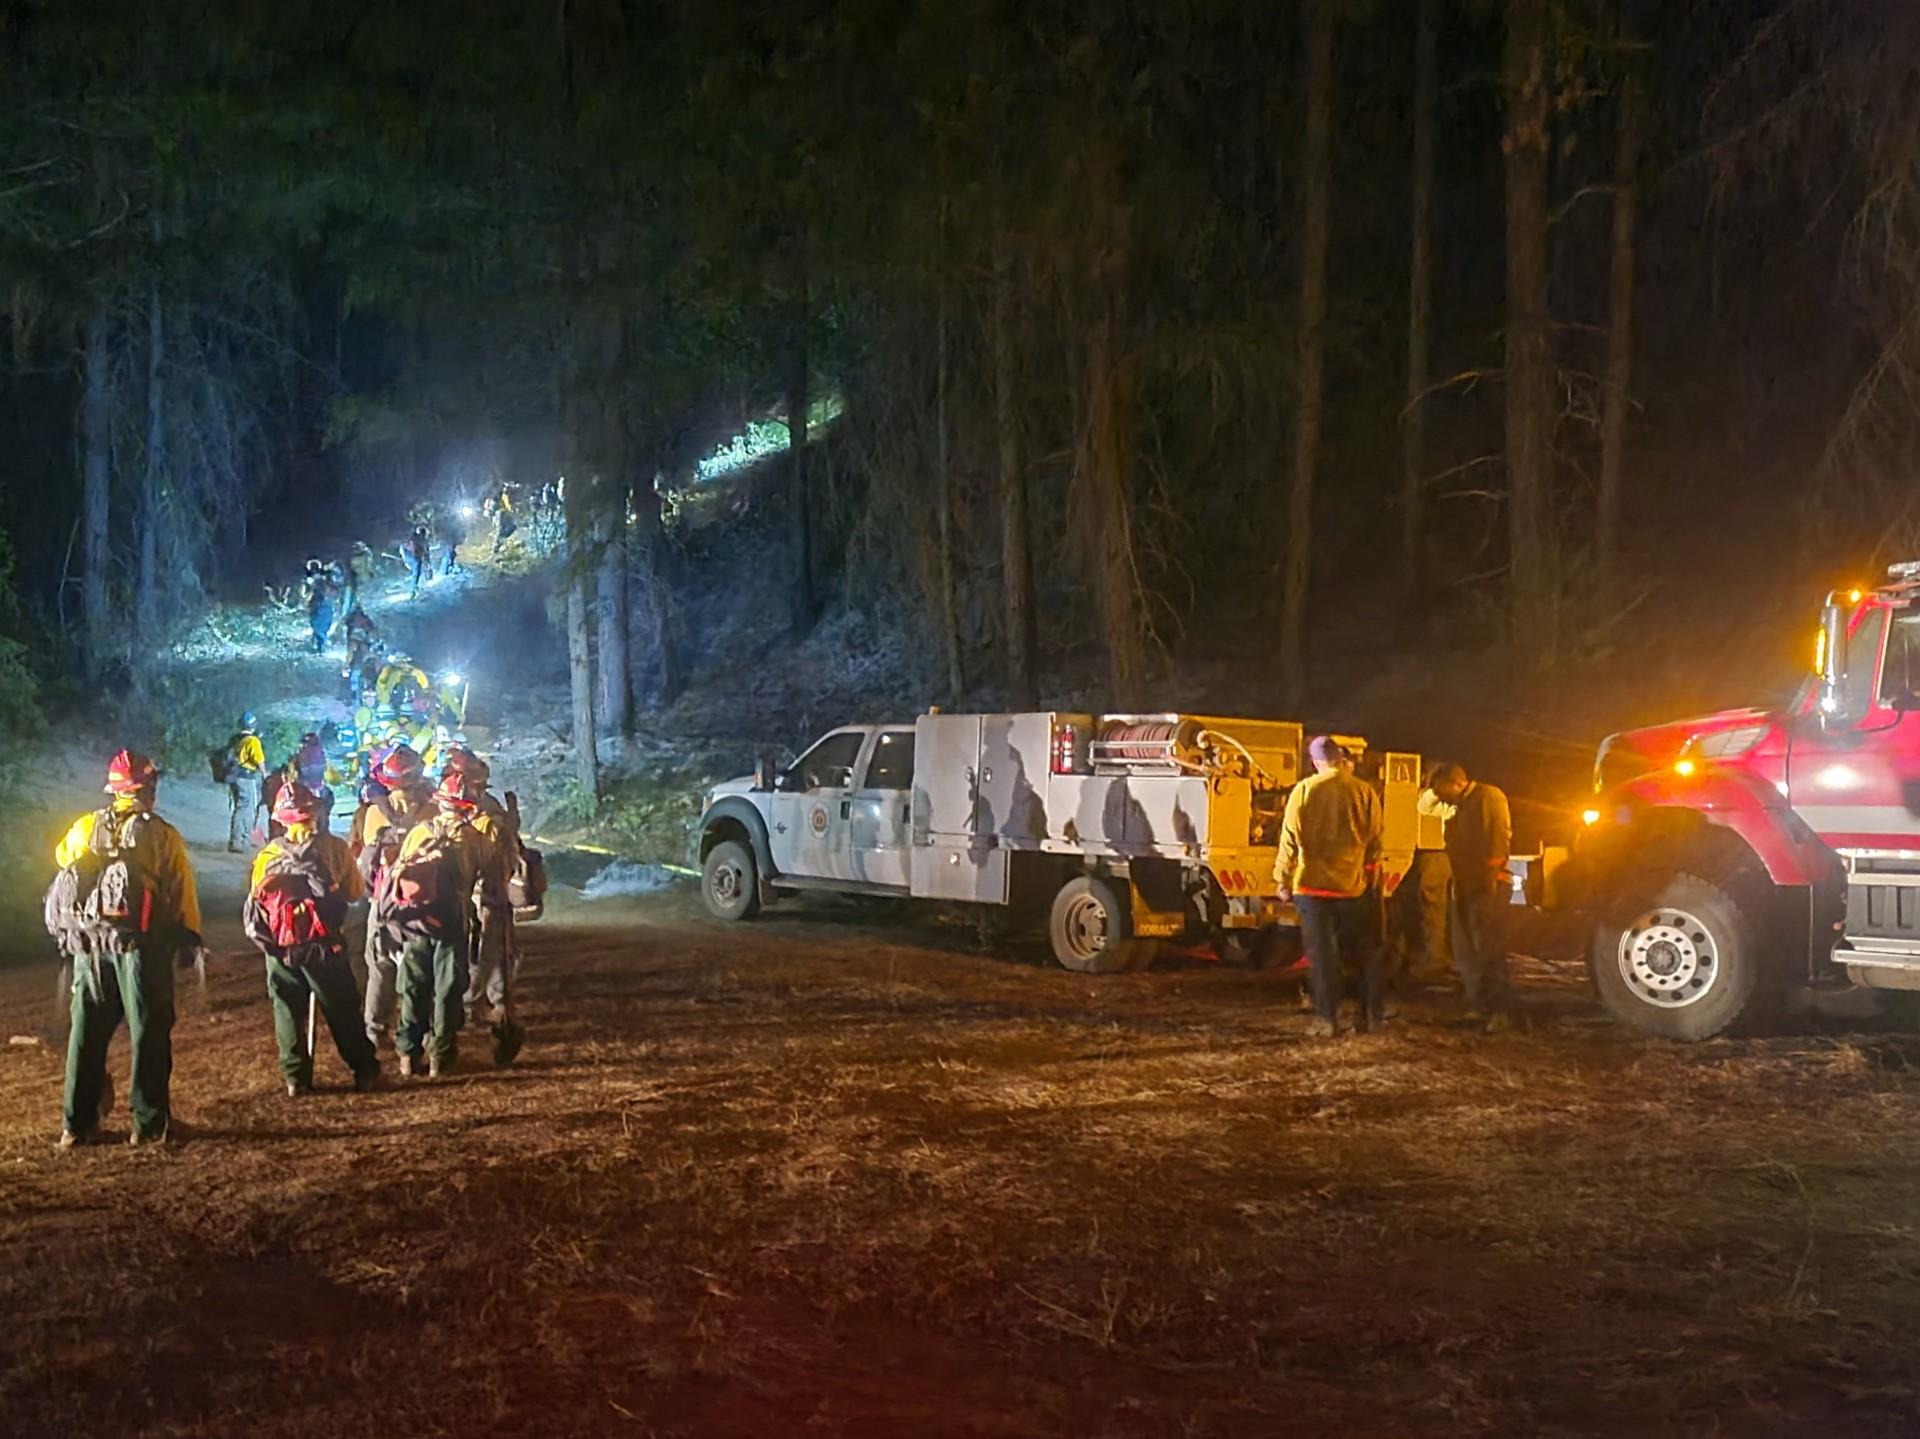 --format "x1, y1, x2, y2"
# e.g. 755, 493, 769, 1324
696, 710, 1424, 972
